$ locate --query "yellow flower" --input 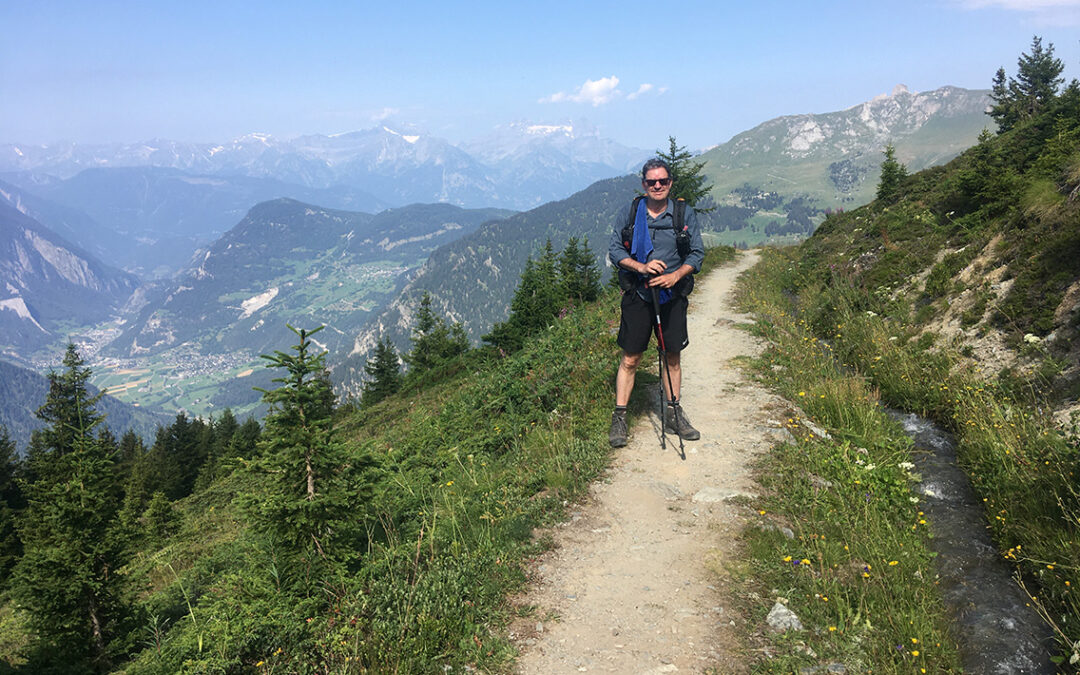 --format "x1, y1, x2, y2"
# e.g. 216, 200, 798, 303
912, 650, 920, 656
758, 509, 766, 515
798, 391, 806, 396
889, 560, 899, 566
783, 556, 792, 562
446, 481, 454, 486
828, 625, 837, 632
911, 638, 918, 644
